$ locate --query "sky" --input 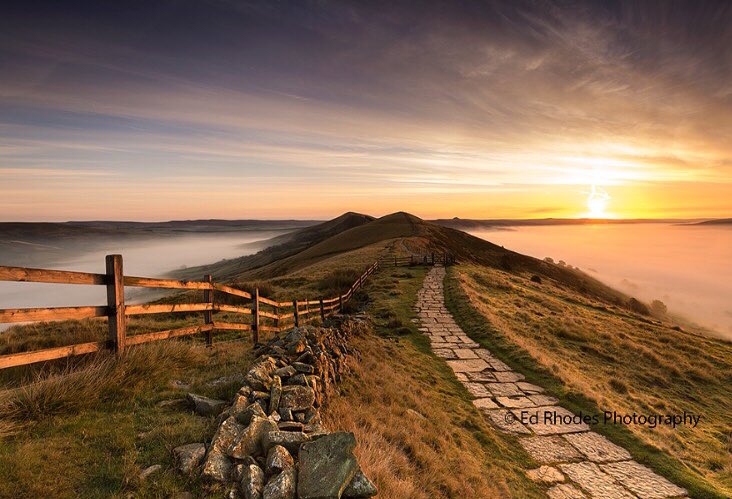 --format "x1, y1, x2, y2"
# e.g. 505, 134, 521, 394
1, 0, 731, 221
